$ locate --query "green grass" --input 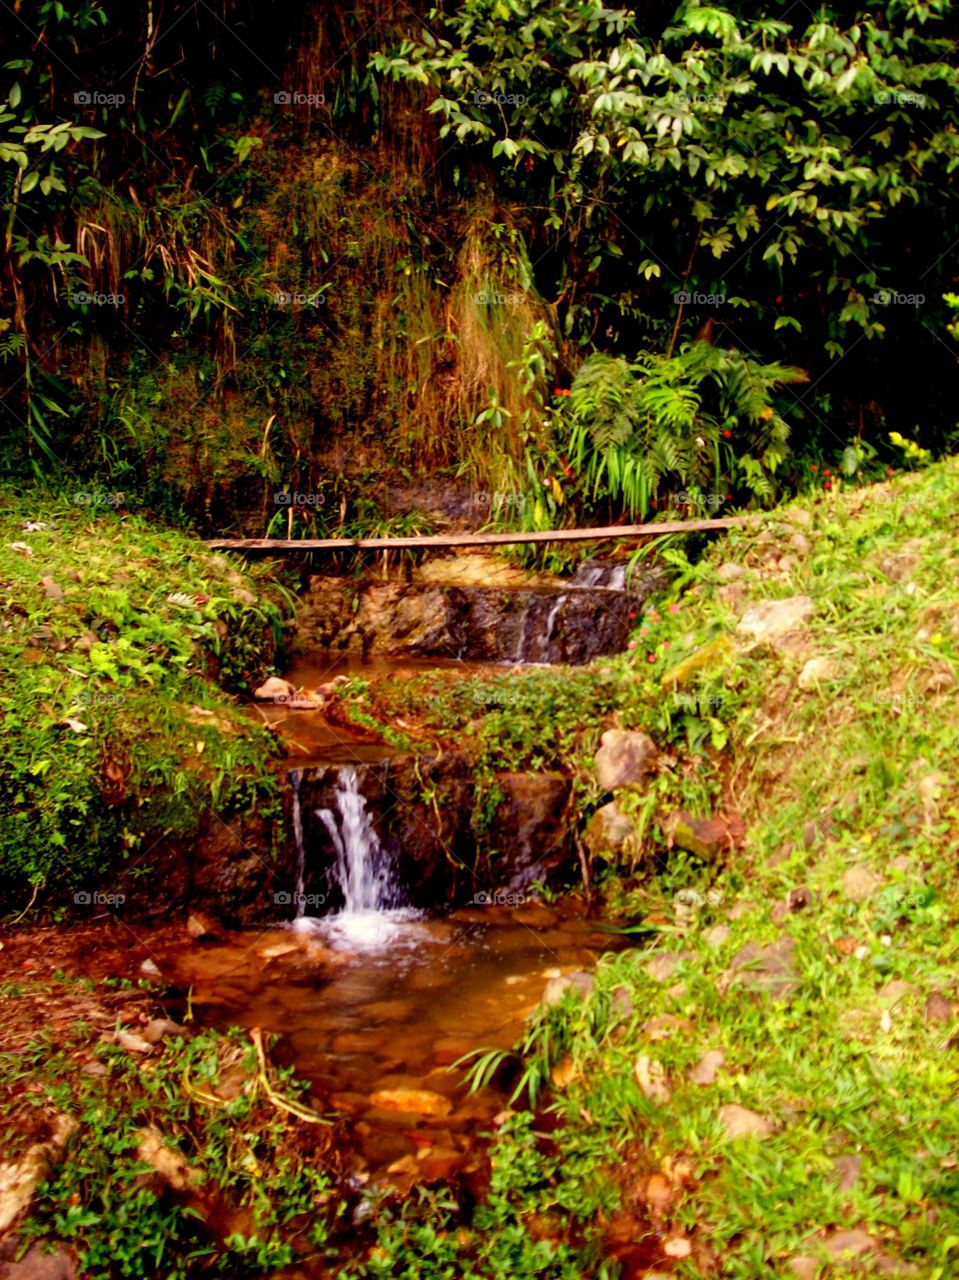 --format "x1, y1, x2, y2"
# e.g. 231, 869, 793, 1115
0, 488, 292, 910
